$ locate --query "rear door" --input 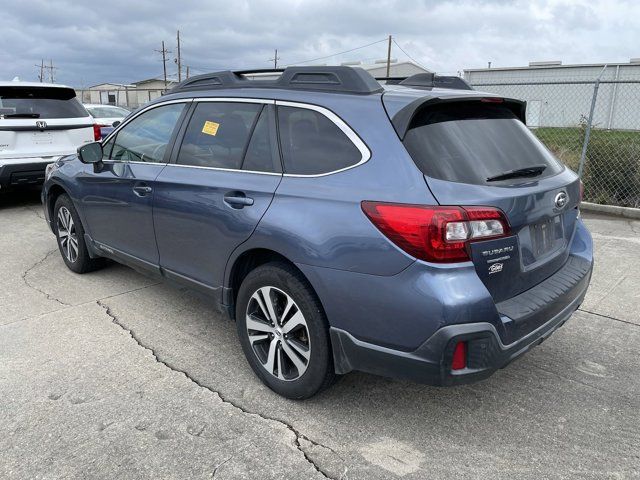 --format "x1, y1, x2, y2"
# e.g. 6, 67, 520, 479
395, 98, 581, 302
0, 85, 93, 160
153, 99, 282, 293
